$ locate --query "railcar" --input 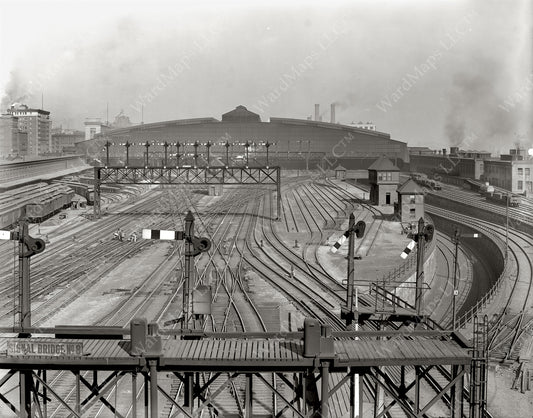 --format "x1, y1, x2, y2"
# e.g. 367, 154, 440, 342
425, 179, 442, 190
410, 173, 441, 190
485, 192, 520, 207
52, 181, 94, 205
0, 184, 75, 229
480, 182, 495, 194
